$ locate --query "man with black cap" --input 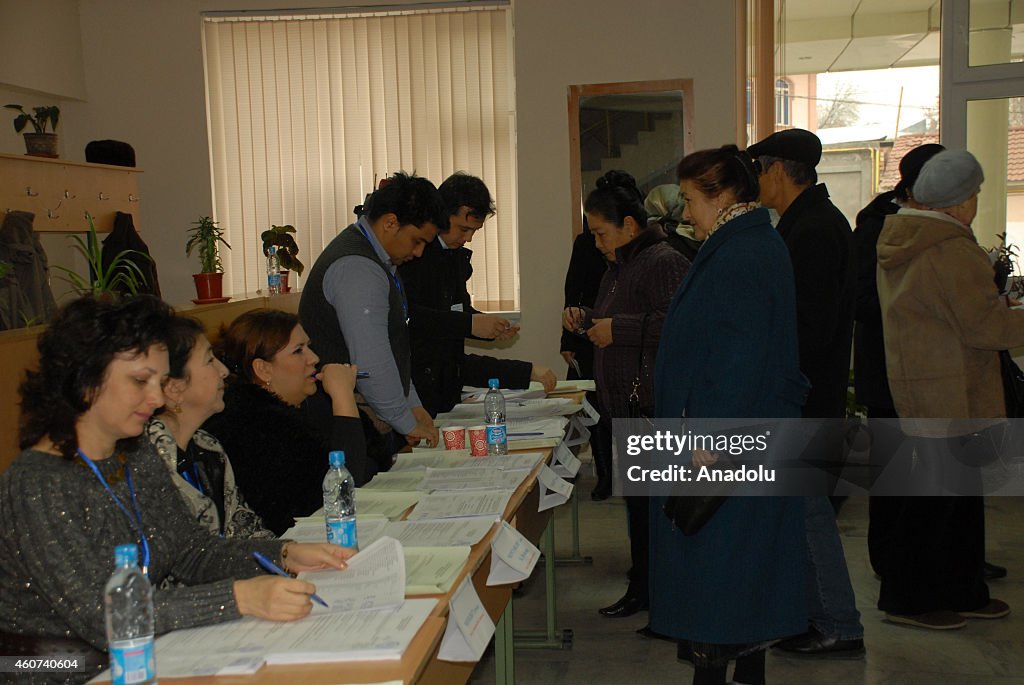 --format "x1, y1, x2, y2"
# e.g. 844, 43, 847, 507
748, 128, 864, 659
